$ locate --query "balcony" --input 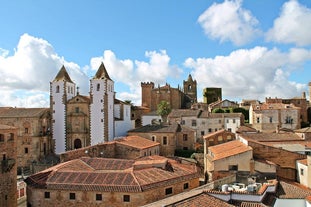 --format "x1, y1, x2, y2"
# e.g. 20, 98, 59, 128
1, 158, 15, 173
